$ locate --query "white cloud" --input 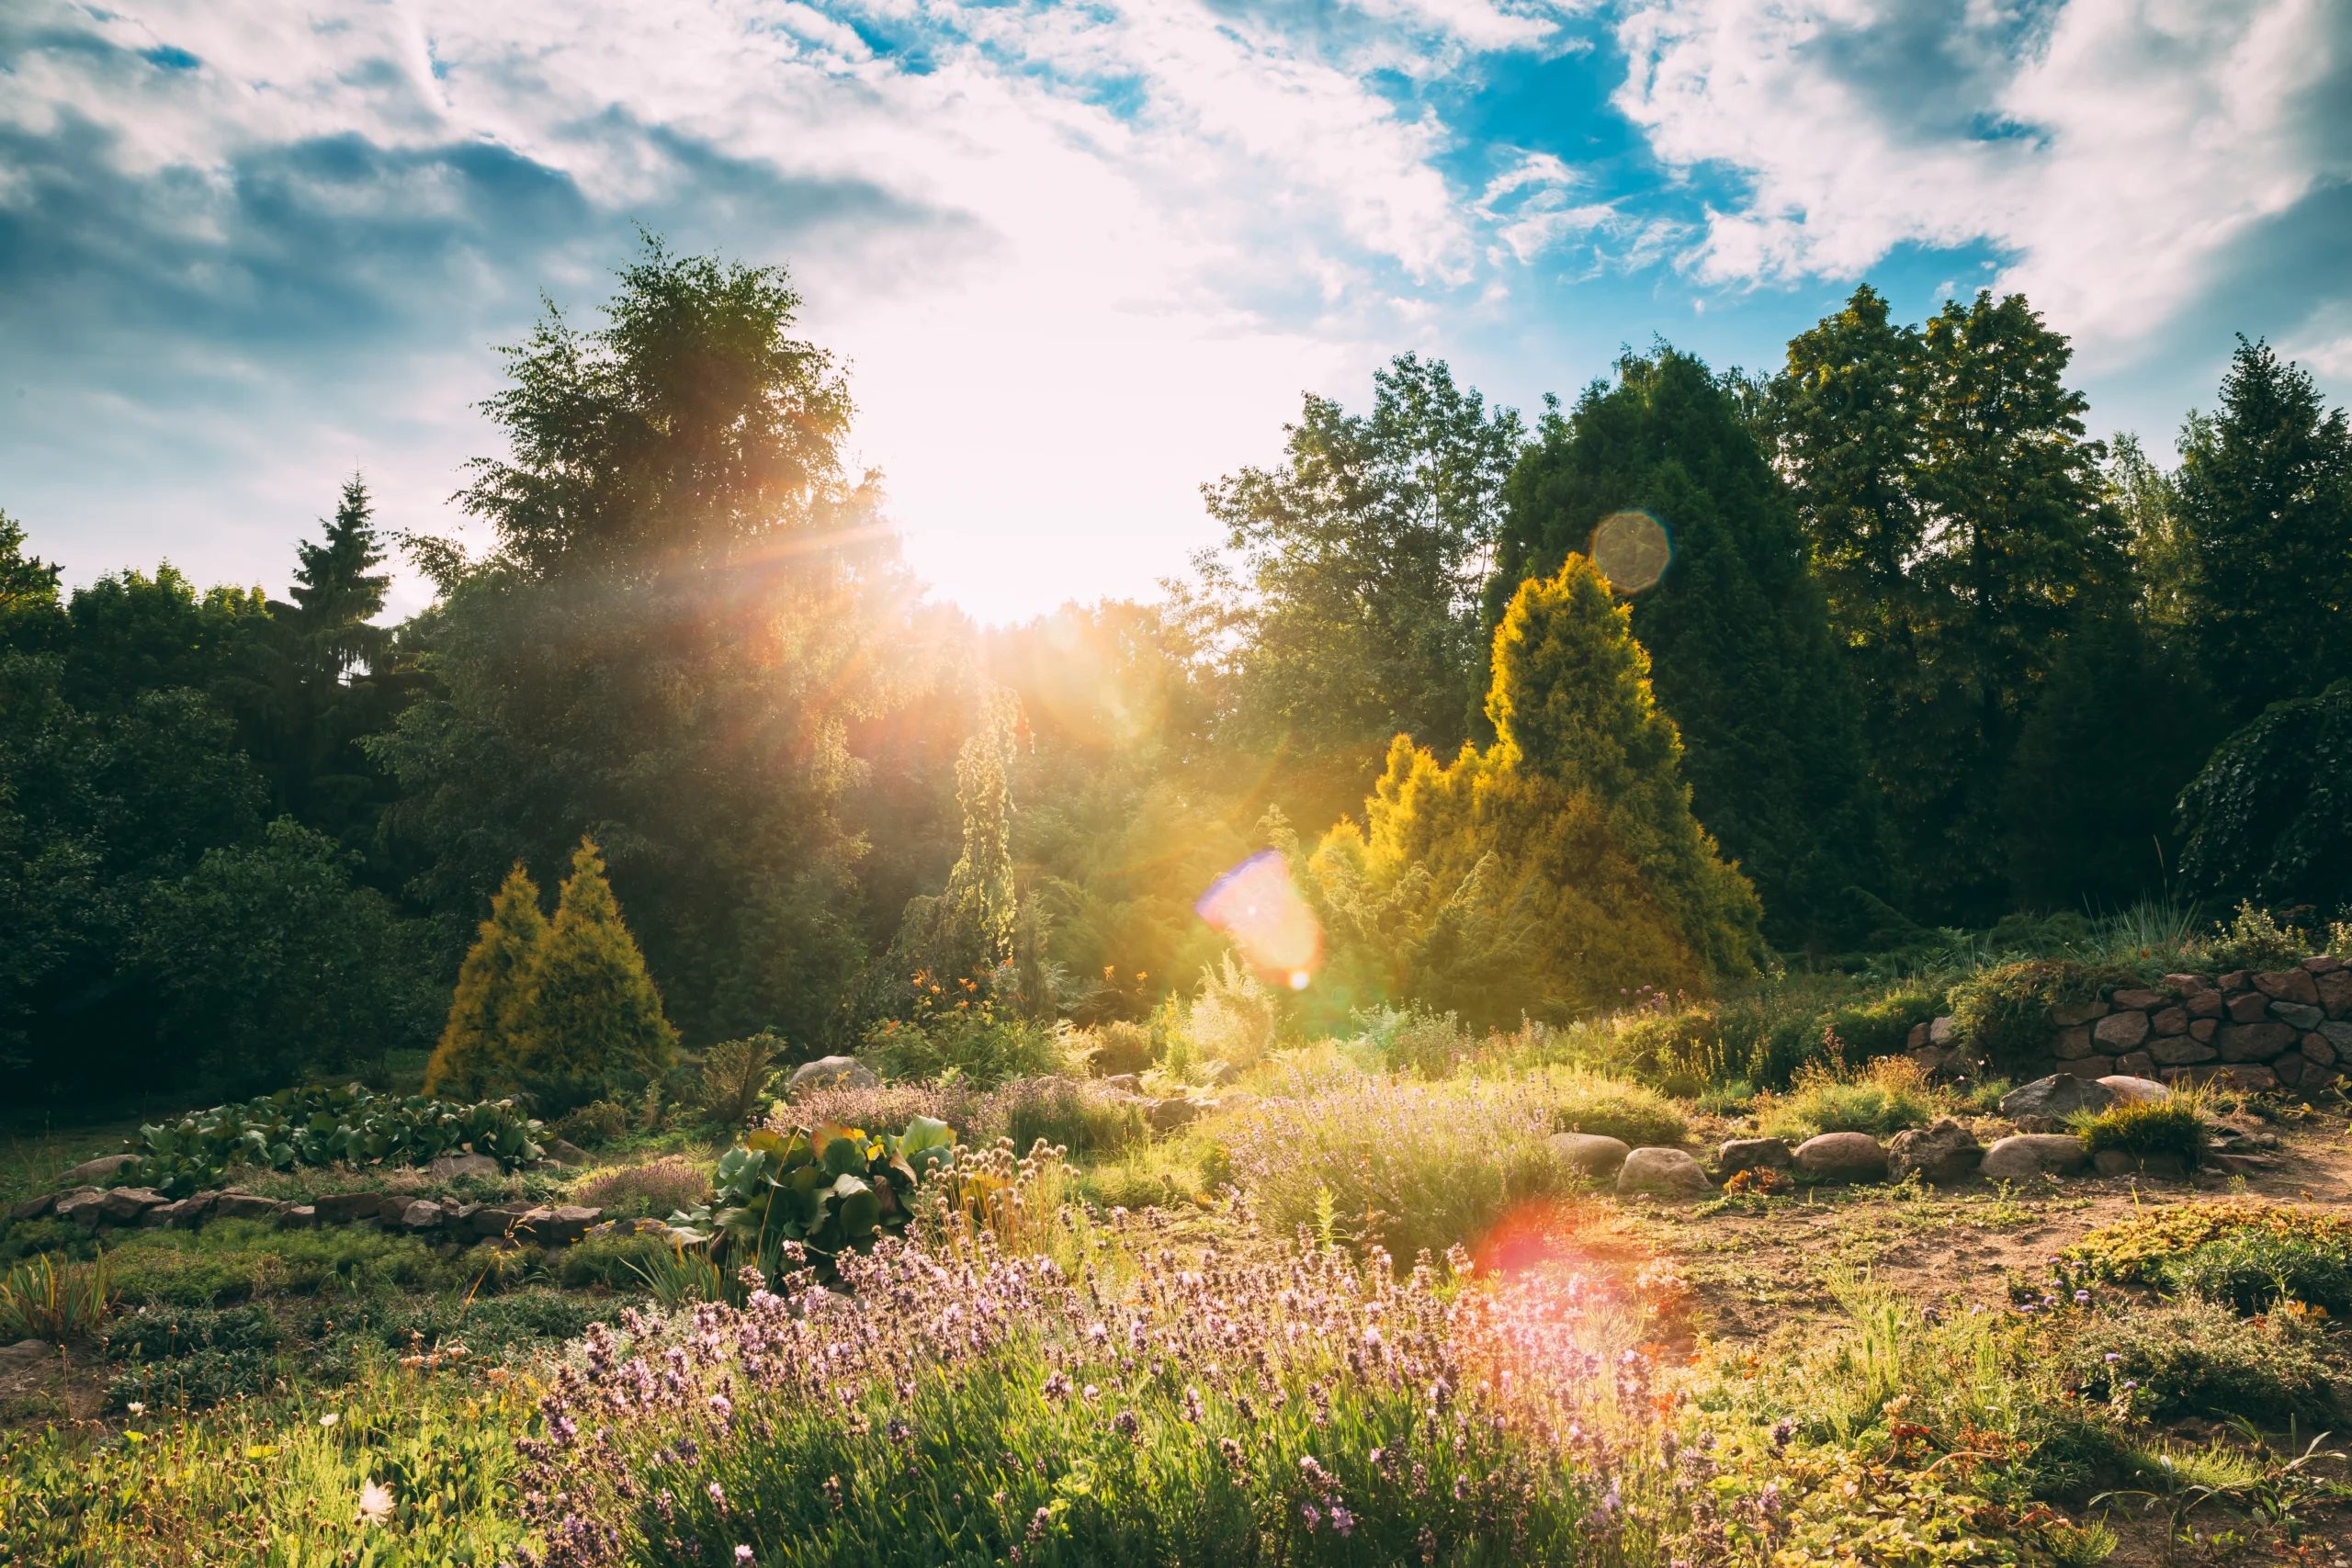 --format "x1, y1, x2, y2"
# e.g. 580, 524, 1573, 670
1611, 0, 2352, 351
